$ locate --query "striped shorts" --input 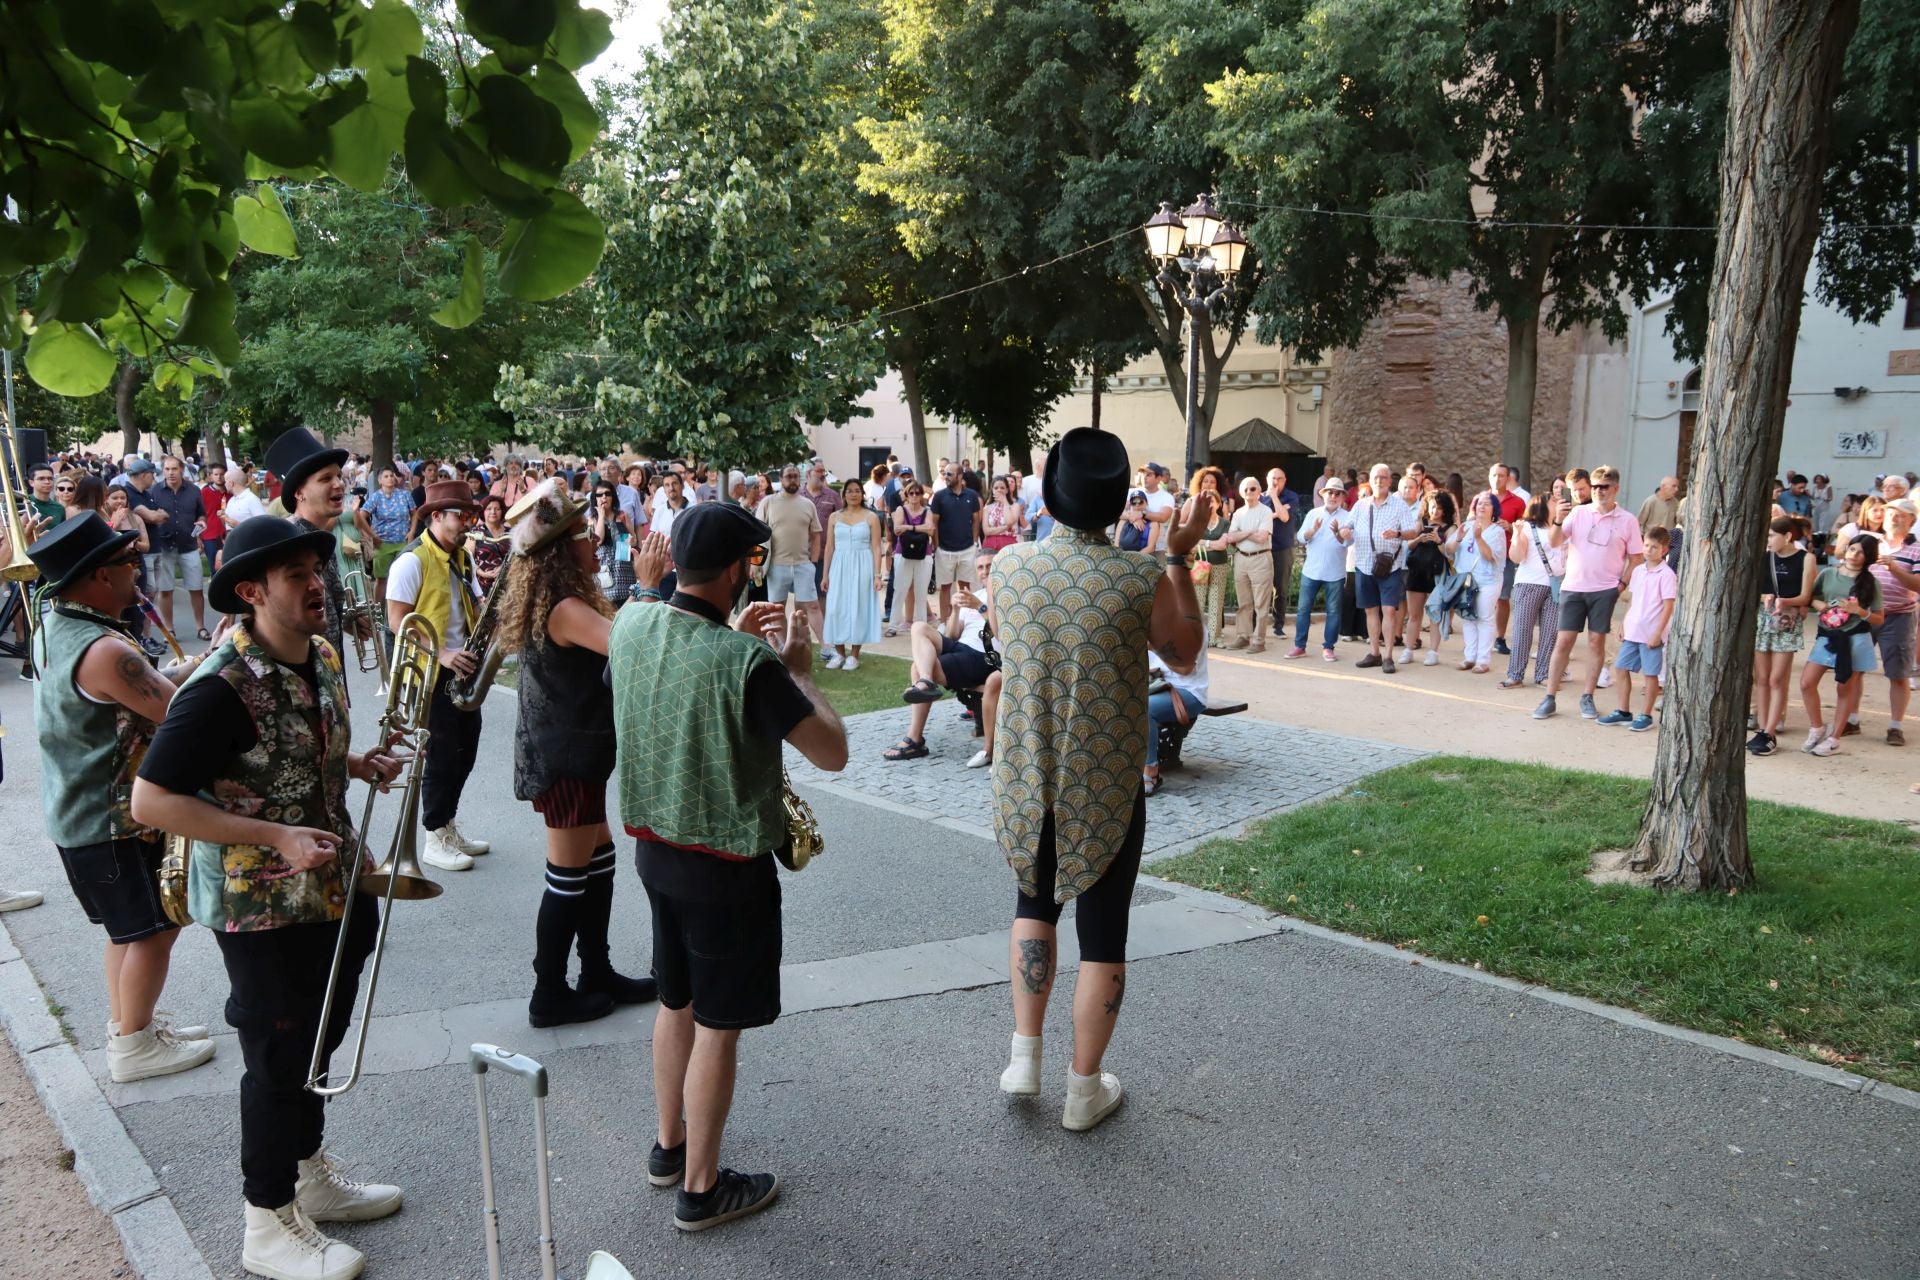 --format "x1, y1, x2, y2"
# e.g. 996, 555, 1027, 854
529, 776, 608, 829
